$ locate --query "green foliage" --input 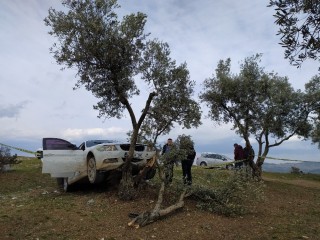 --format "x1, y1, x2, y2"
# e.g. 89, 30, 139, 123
268, 0, 320, 67
192, 170, 265, 217
158, 135, 195, 164
200, 54, 314, 168
159, 143, 181, 163
305, 75, 320, 148
45, 0, 147, 119
45, 0, 201, 166
0, 146, 20, 172
290, 166, 303, 174
269, 0, 320, 147
175, 134, 195, 155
